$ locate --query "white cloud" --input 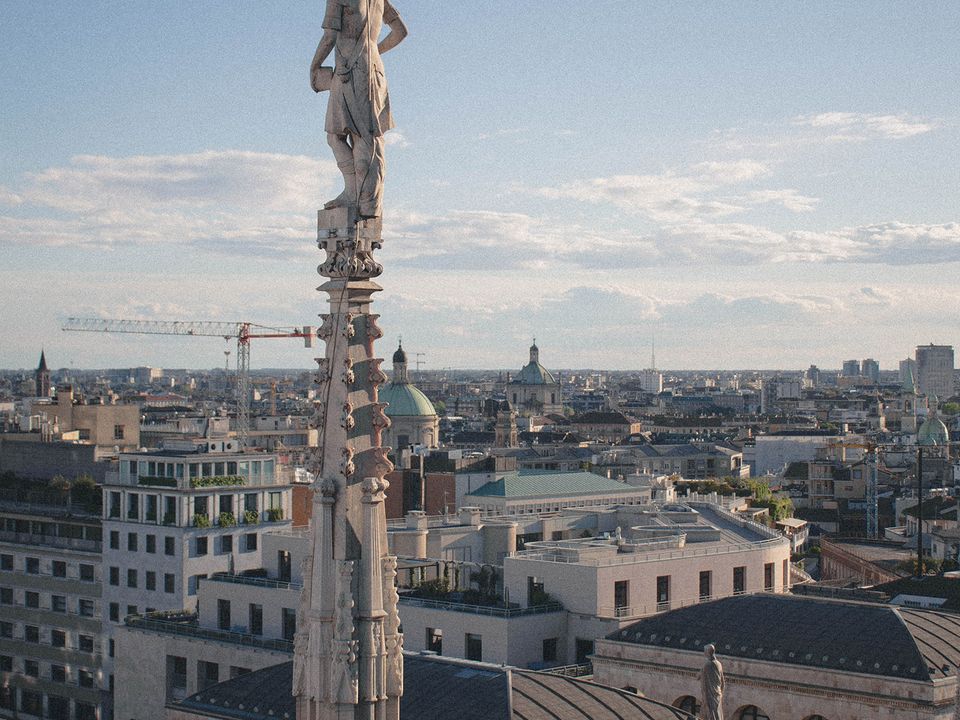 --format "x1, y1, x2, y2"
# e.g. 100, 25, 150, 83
792, 112, 936, 142
741, 189, 820, 213
0, 186, 22, 206
691, 159, 770, 183
385, 130, 410, 148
